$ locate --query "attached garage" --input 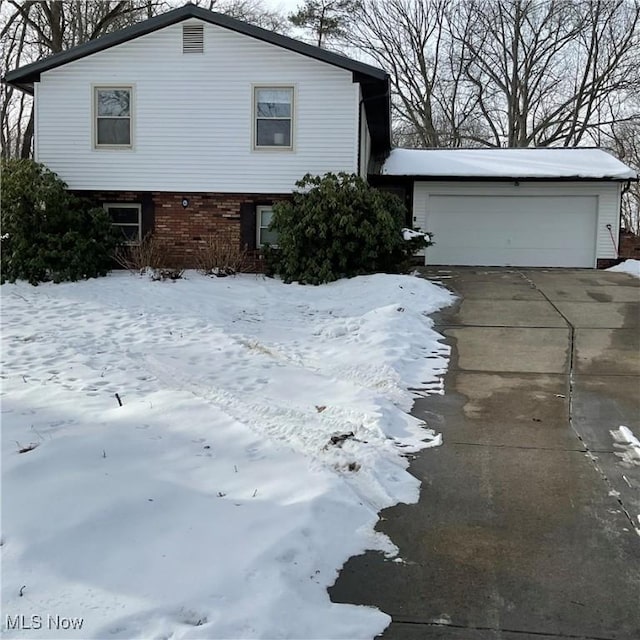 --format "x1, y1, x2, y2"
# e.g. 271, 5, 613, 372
380, 148, 637, 268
